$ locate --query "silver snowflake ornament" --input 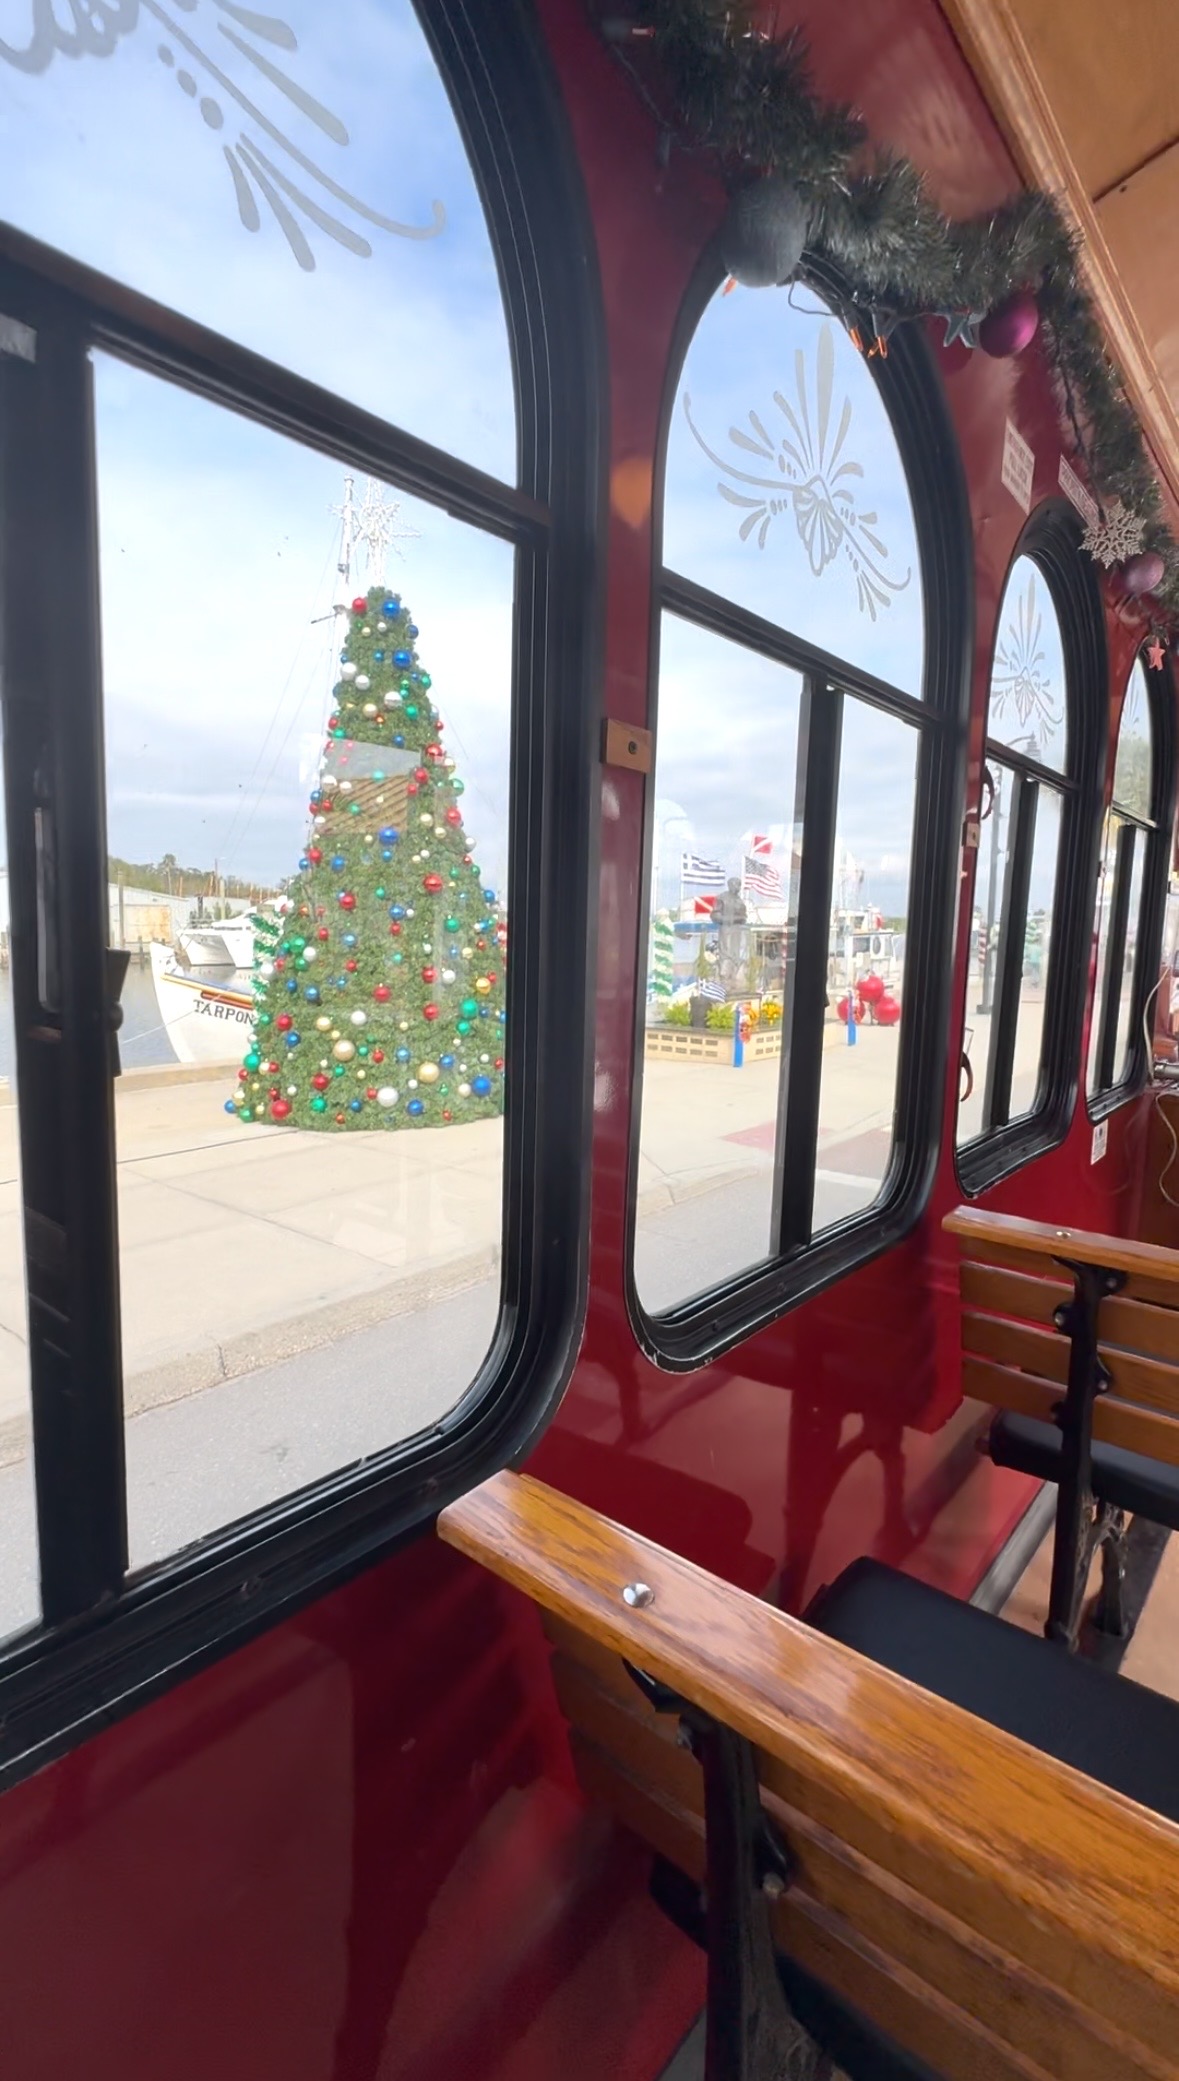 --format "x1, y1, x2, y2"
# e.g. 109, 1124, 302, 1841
1082, 501, 1147, 569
